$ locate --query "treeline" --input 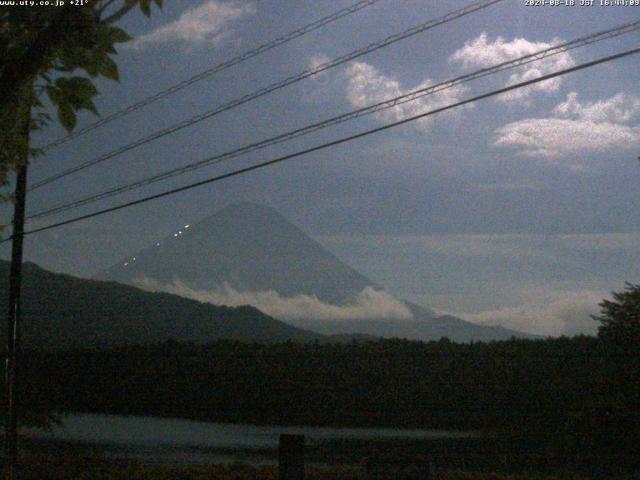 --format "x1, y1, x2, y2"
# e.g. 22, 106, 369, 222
12, 336, 640, 463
